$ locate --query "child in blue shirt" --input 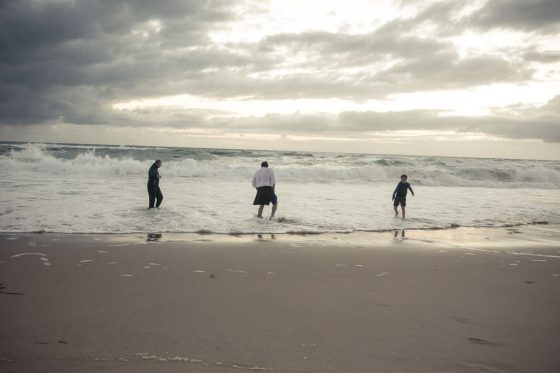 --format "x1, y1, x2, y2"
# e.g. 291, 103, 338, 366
392, 174, 414, 219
